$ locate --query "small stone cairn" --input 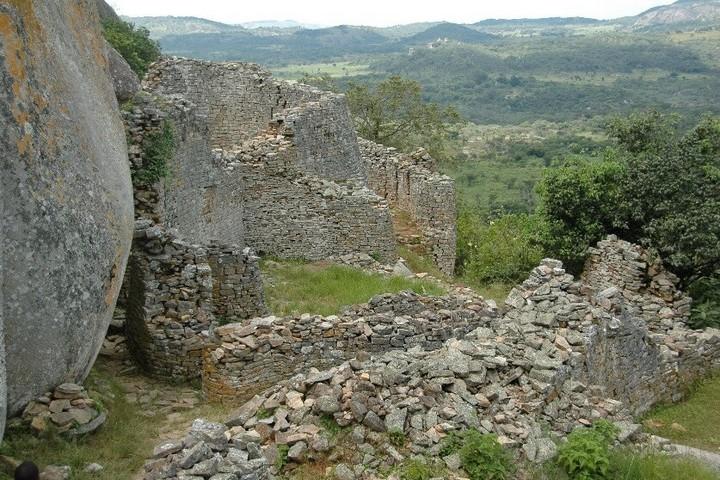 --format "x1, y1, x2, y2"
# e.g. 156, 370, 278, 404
21, 383, 106, 436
